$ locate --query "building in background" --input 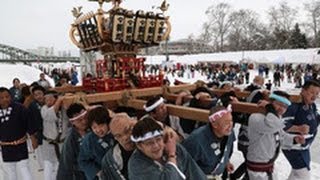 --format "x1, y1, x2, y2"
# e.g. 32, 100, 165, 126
27, 46, 54, 56
27, 47, 72, 57
139, 39, 214, 55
